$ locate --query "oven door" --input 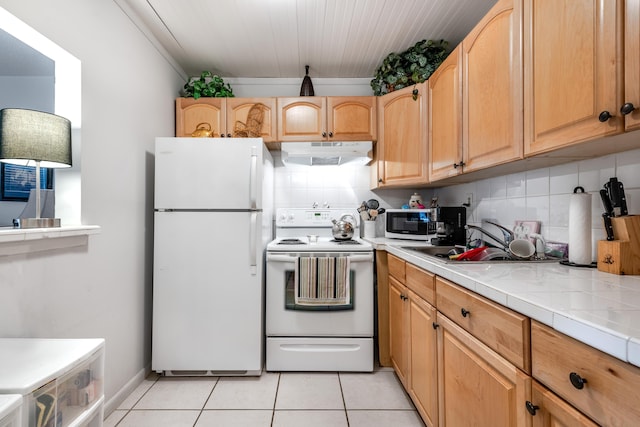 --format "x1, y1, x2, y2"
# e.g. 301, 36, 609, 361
266, 251, 374, 337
